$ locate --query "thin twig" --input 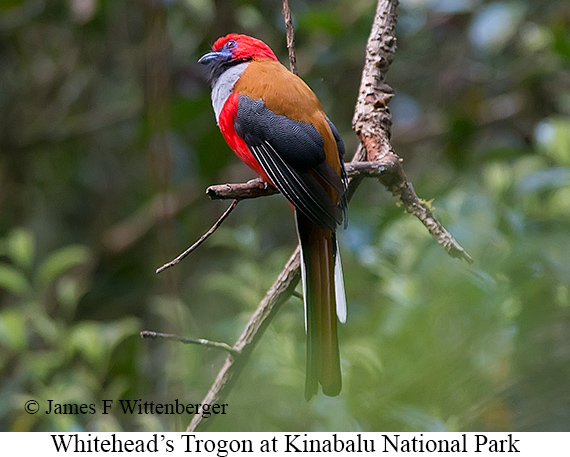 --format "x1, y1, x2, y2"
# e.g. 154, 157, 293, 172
282, 0, 298, 75
155, 199, 239, 274
140, 330, 239, 355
